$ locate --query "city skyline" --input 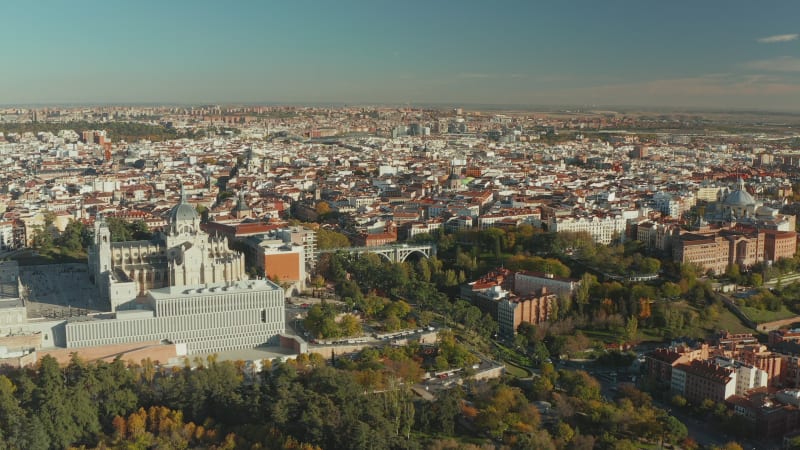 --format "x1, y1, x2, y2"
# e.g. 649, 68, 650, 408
3, 1, 800, 110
